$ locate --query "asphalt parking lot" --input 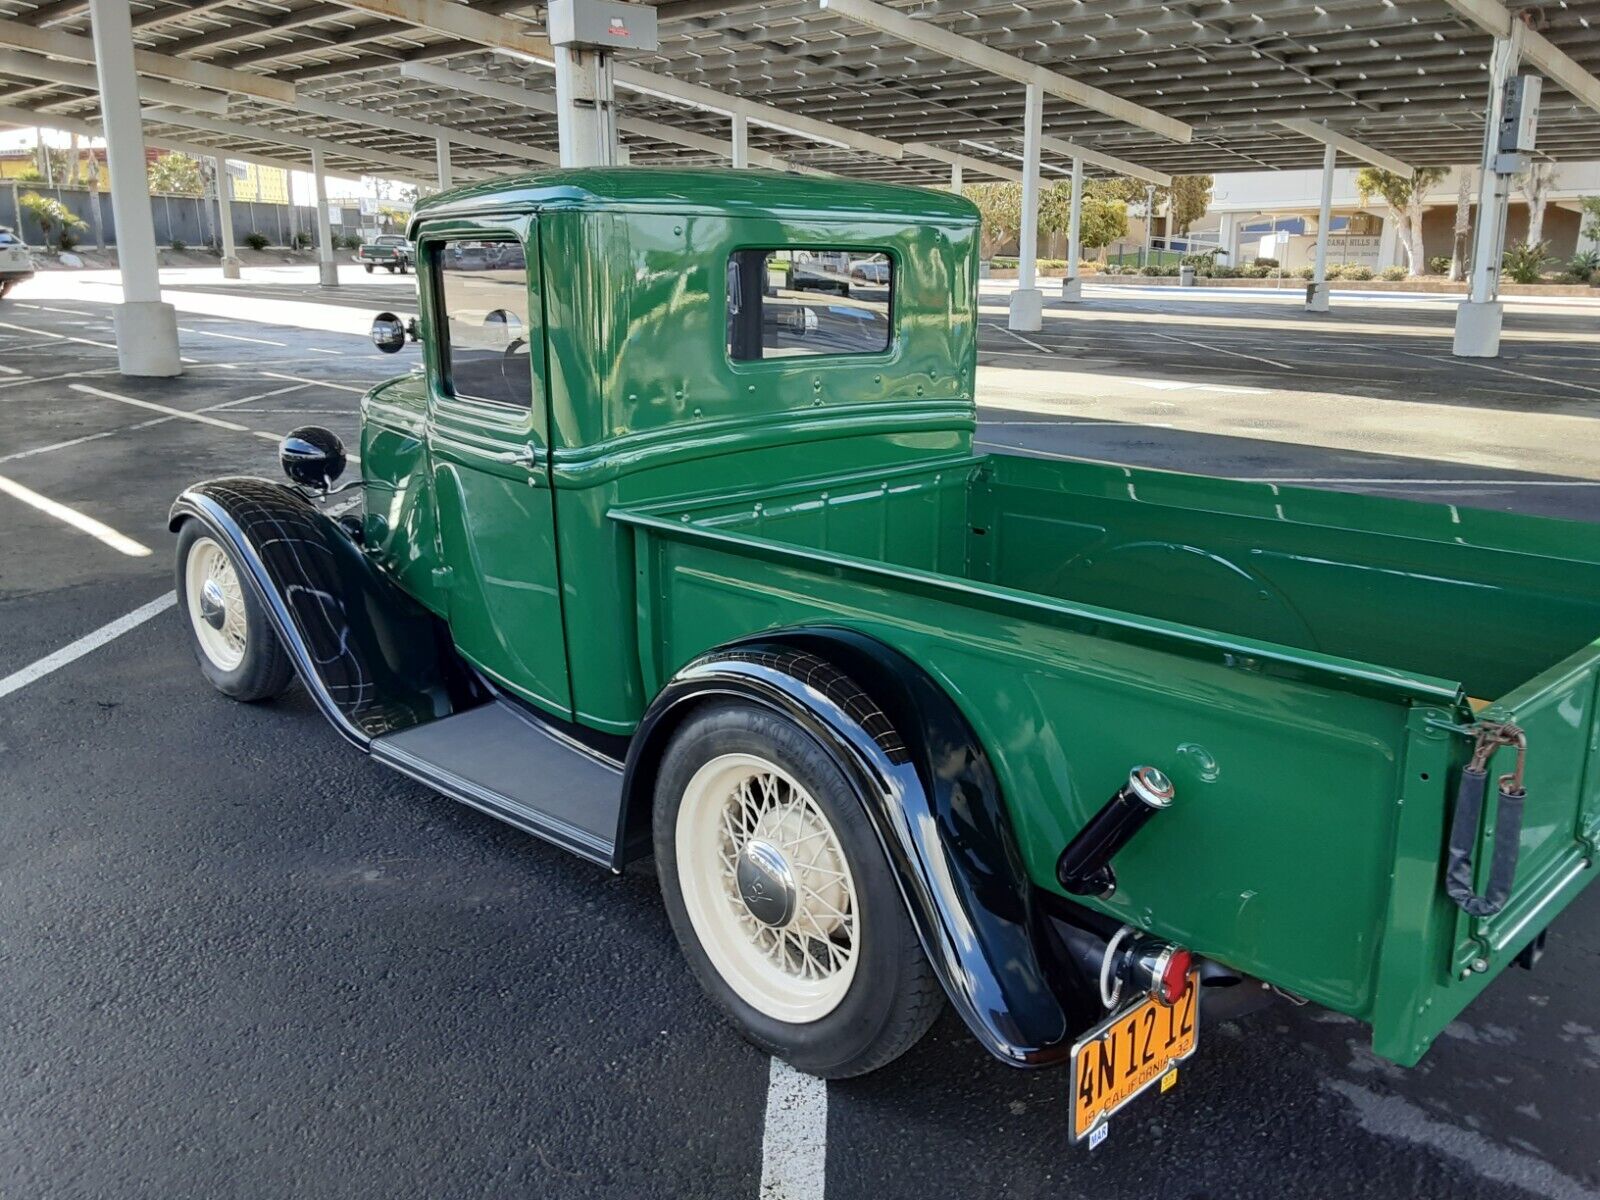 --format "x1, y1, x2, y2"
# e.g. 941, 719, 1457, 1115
3, 268, 1599, 1200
